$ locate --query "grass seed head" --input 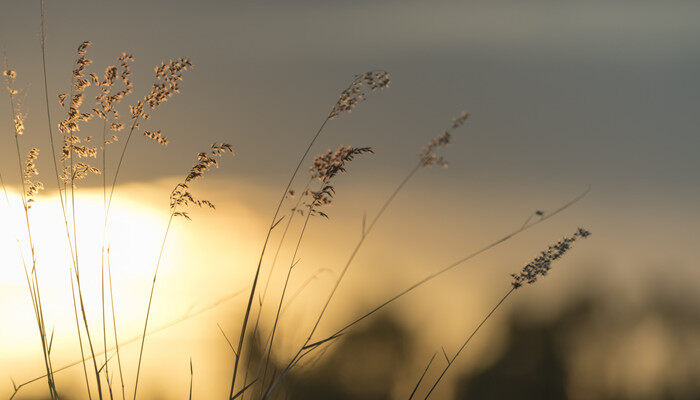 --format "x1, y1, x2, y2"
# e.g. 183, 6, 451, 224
23, 148, 44, 207
2, 65, 26, 136
511, 228, 591, 289
420, 111, 469, 168
303, 145, 373, 217
170, 143, 234, 219
328, 71, 390, 120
